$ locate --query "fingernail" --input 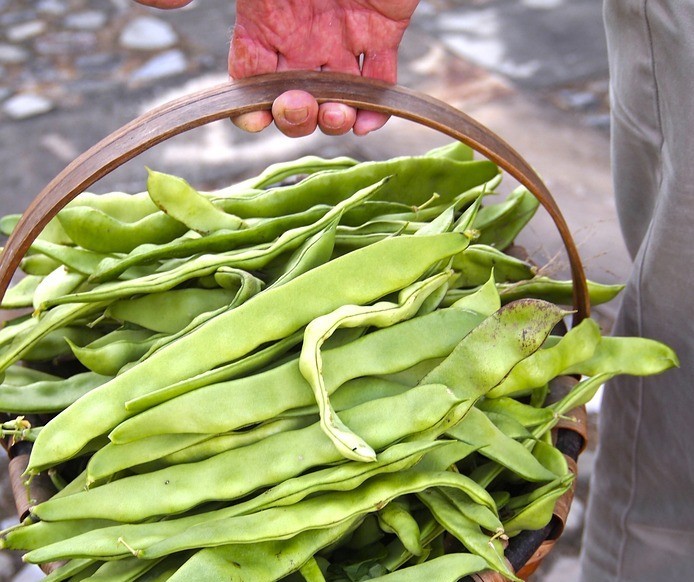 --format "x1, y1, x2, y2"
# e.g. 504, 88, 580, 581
323, 109, 346, 129
284, 107, 309, 125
